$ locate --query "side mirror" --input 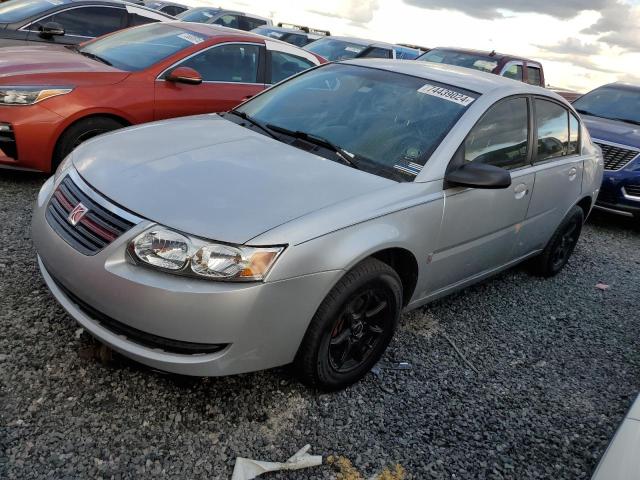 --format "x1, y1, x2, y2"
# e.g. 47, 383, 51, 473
445, 162, 512, 189
166, 67, 203, 85
39, 22, 65, 38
